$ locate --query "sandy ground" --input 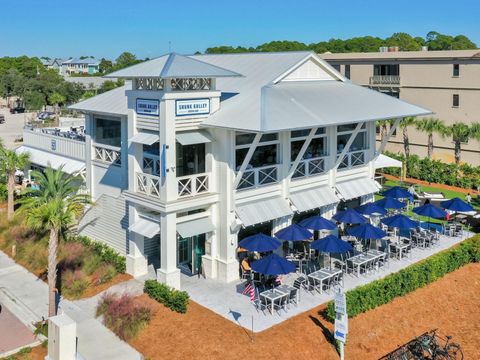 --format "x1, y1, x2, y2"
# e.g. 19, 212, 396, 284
131, 263, 480, 360
0, 108, 31, 149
